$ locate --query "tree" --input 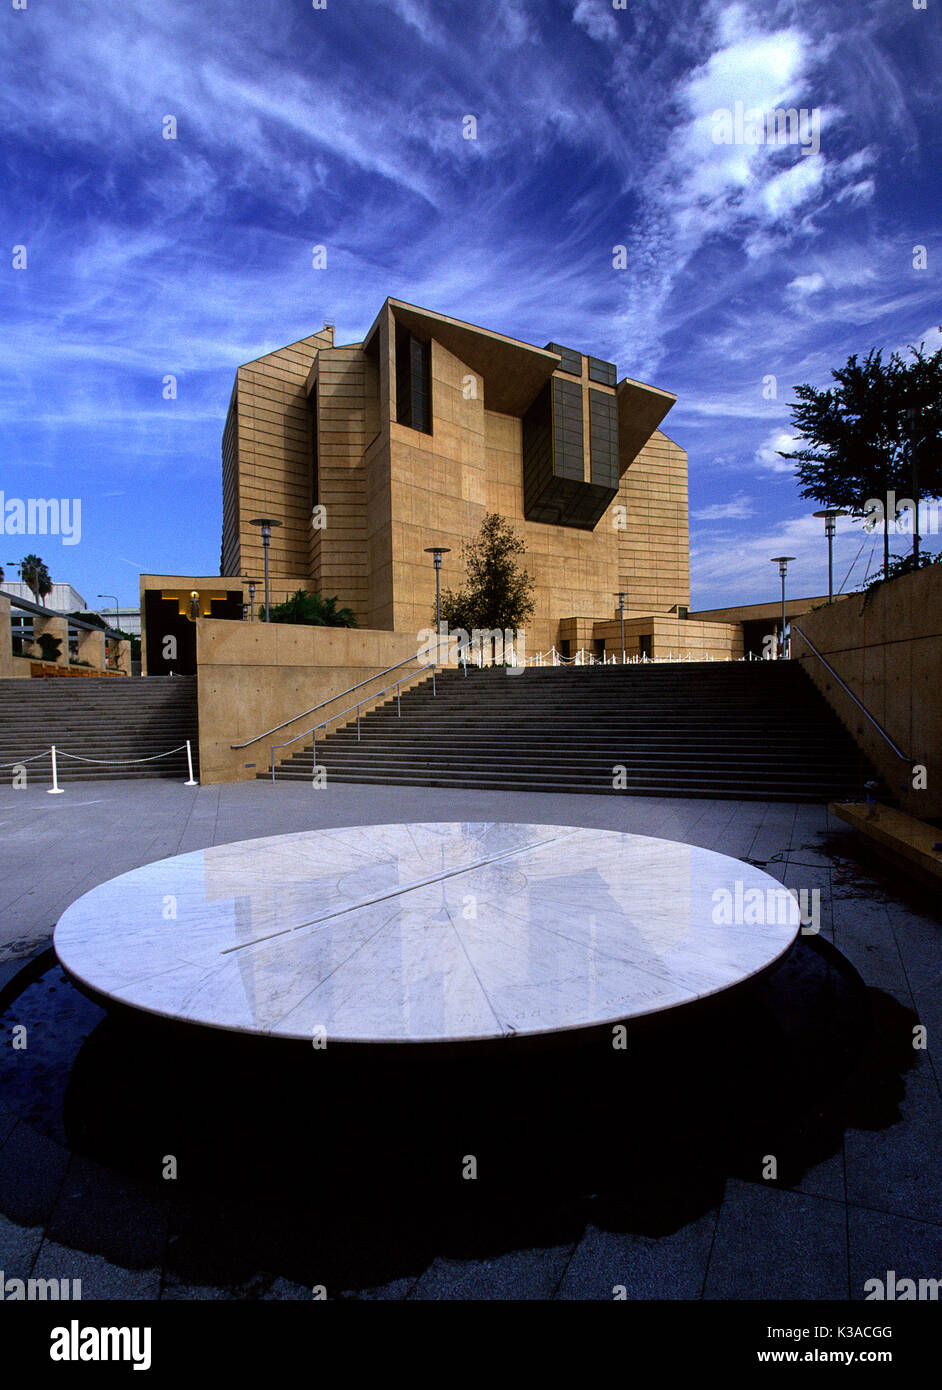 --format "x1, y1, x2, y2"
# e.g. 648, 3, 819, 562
19, 554, 52, 606
781, 346, 942, 572
900, 344, 942, 559
858, 548, 941, 594
262, 589, 357, 627
438, 513, 536, 635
